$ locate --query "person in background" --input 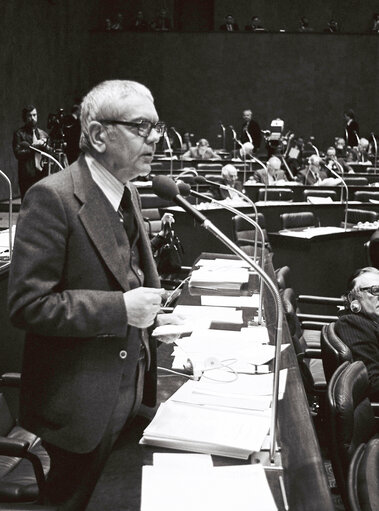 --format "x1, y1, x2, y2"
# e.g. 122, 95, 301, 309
352, 138, 371, 163
335, 267, 379, 401
12, 104, 51, 199
371, 13, 379, 32
211, 164, 243, 200
344, 109, 360, 147
251, 156, 287, 185
151, 8, 172, 31
182, 132, 194, 152
219, 14, 239, 31
296, 154, 328, 185
245, 16, 266, 32
323, 146, 353, 174
334, 137, 348, 158
298, 16, 314, 32
182, 138, 220, 160
8, 79, 181, 510
240, 109, 261, 152
324, 19, 339, 33
130, 11, 149, 32
112, 12, 124, 30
